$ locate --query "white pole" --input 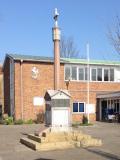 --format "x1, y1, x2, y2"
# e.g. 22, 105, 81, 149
87, 43, 90, 123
